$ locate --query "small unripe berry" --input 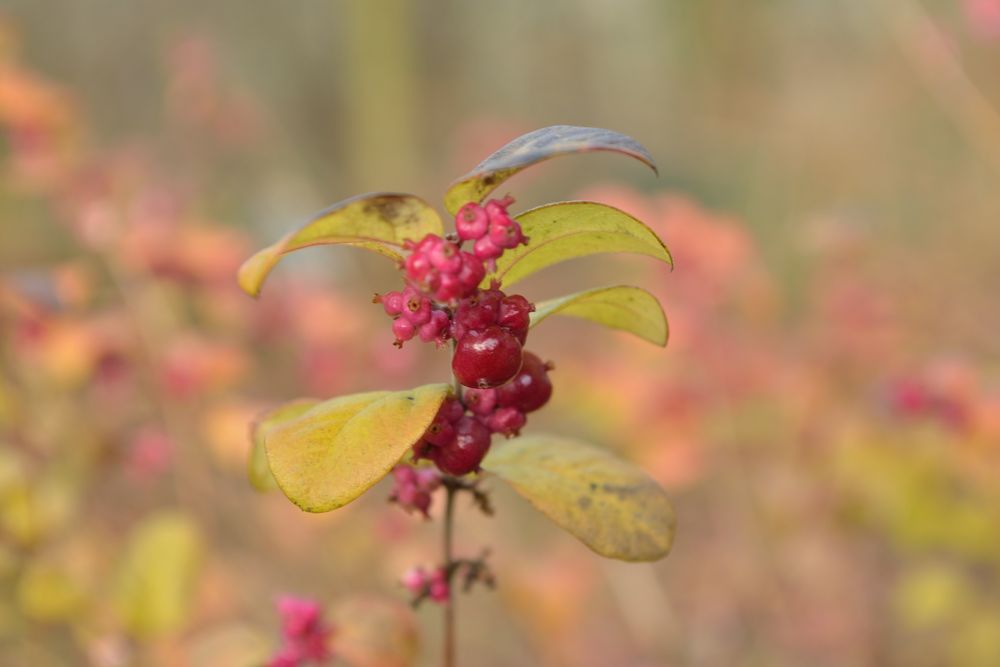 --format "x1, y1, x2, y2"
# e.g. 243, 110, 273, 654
462, 387, 498, 415
438, 397, 465, 424
496, 351, 553, 413
456, 203, 489, 241
486, 406, 526, 437
392, 318, 415, 344
418, 310, 451, 345
456, 253, 486, 296
452, 326, 523, 388
432, 416, 491, 475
